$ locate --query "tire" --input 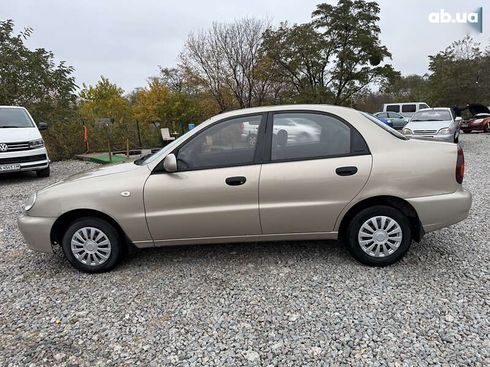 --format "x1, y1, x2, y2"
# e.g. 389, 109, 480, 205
345, 205, 412, 266
484, 122, 490, 133
61, 217, 122, 273
454, 133, 459, 144
36, 166, 50, 177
